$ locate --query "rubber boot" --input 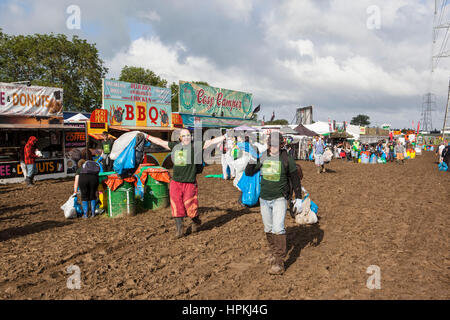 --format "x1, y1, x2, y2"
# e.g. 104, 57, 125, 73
82, 201, 89, 219
25, 177, 31, 186
90, 200, 97, 217
322, 165, 326, 173
265, 233, 276, 264
174, 217, 184, 239
191, 216, 202, 233
268, 234, 286, 275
